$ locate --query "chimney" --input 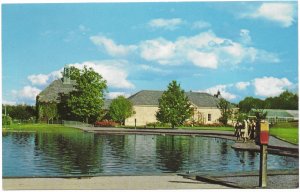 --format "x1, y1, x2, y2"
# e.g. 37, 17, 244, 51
63, 65, 71, 84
